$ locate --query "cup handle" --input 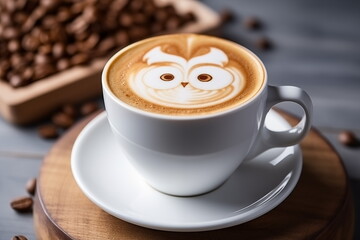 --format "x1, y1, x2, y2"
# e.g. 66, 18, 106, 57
245, 85, 313, 160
